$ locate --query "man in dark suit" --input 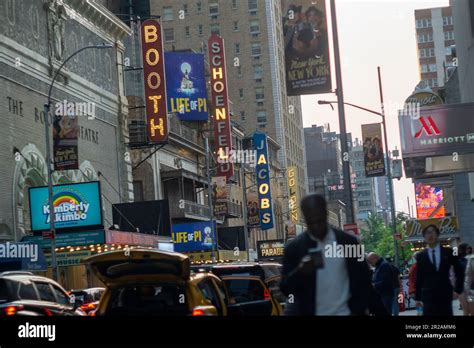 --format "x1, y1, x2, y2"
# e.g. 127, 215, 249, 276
280, 194, 371, 315
415, 224, 464, 316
